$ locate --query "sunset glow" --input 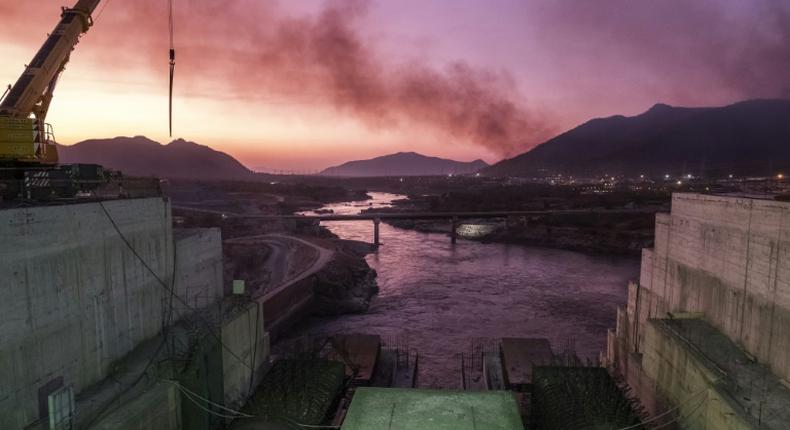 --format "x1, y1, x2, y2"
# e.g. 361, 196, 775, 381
1, 0, 787, 171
